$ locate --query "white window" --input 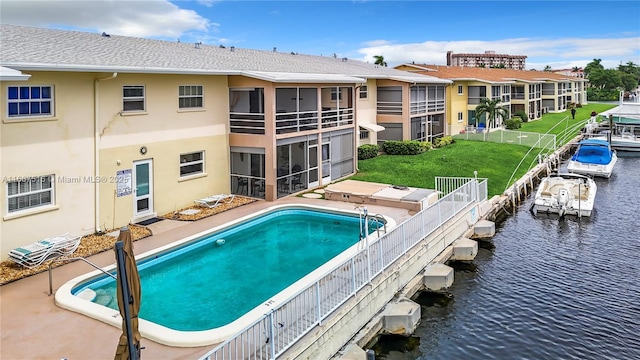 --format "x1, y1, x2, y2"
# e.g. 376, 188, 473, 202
179, 85, 204, 109
359, 85, 368, 99
458, 112, 463, 122
180, 151, 205, 177
457, 85, 463, 95
6, 175, 54, 213
331, 88, 341, 101
123, 85, 145, 112
7, 85, 54, 118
